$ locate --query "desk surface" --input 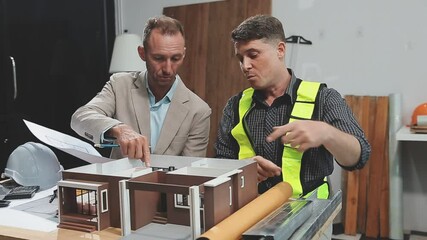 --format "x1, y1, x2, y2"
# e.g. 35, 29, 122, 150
0, 189, 340, 240
1, 209, 339, 240
396, 126, 427, 141
0, 209, 339, 240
